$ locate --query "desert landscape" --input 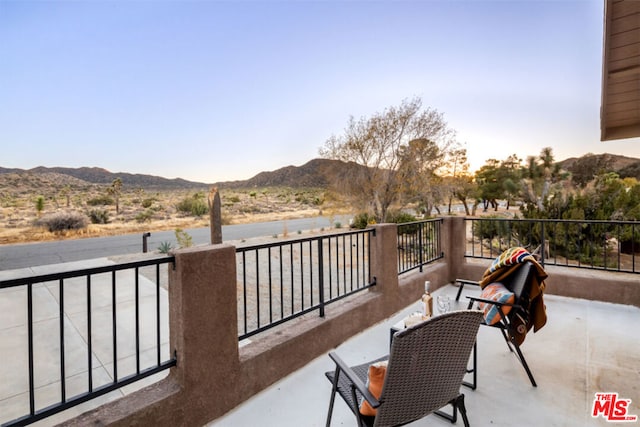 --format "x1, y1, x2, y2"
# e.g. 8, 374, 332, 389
0, 169, 348, 245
